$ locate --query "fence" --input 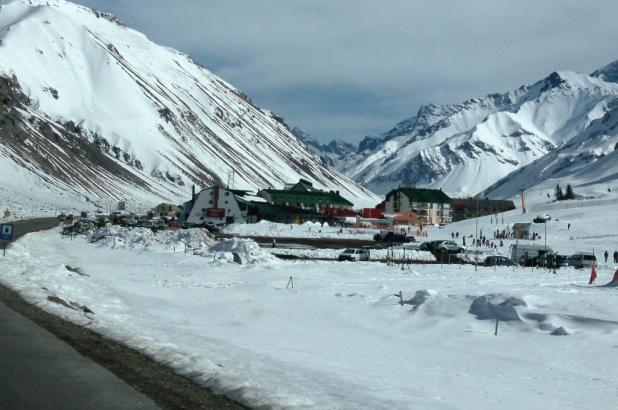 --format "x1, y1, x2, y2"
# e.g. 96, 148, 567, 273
526, 198, 618, 214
